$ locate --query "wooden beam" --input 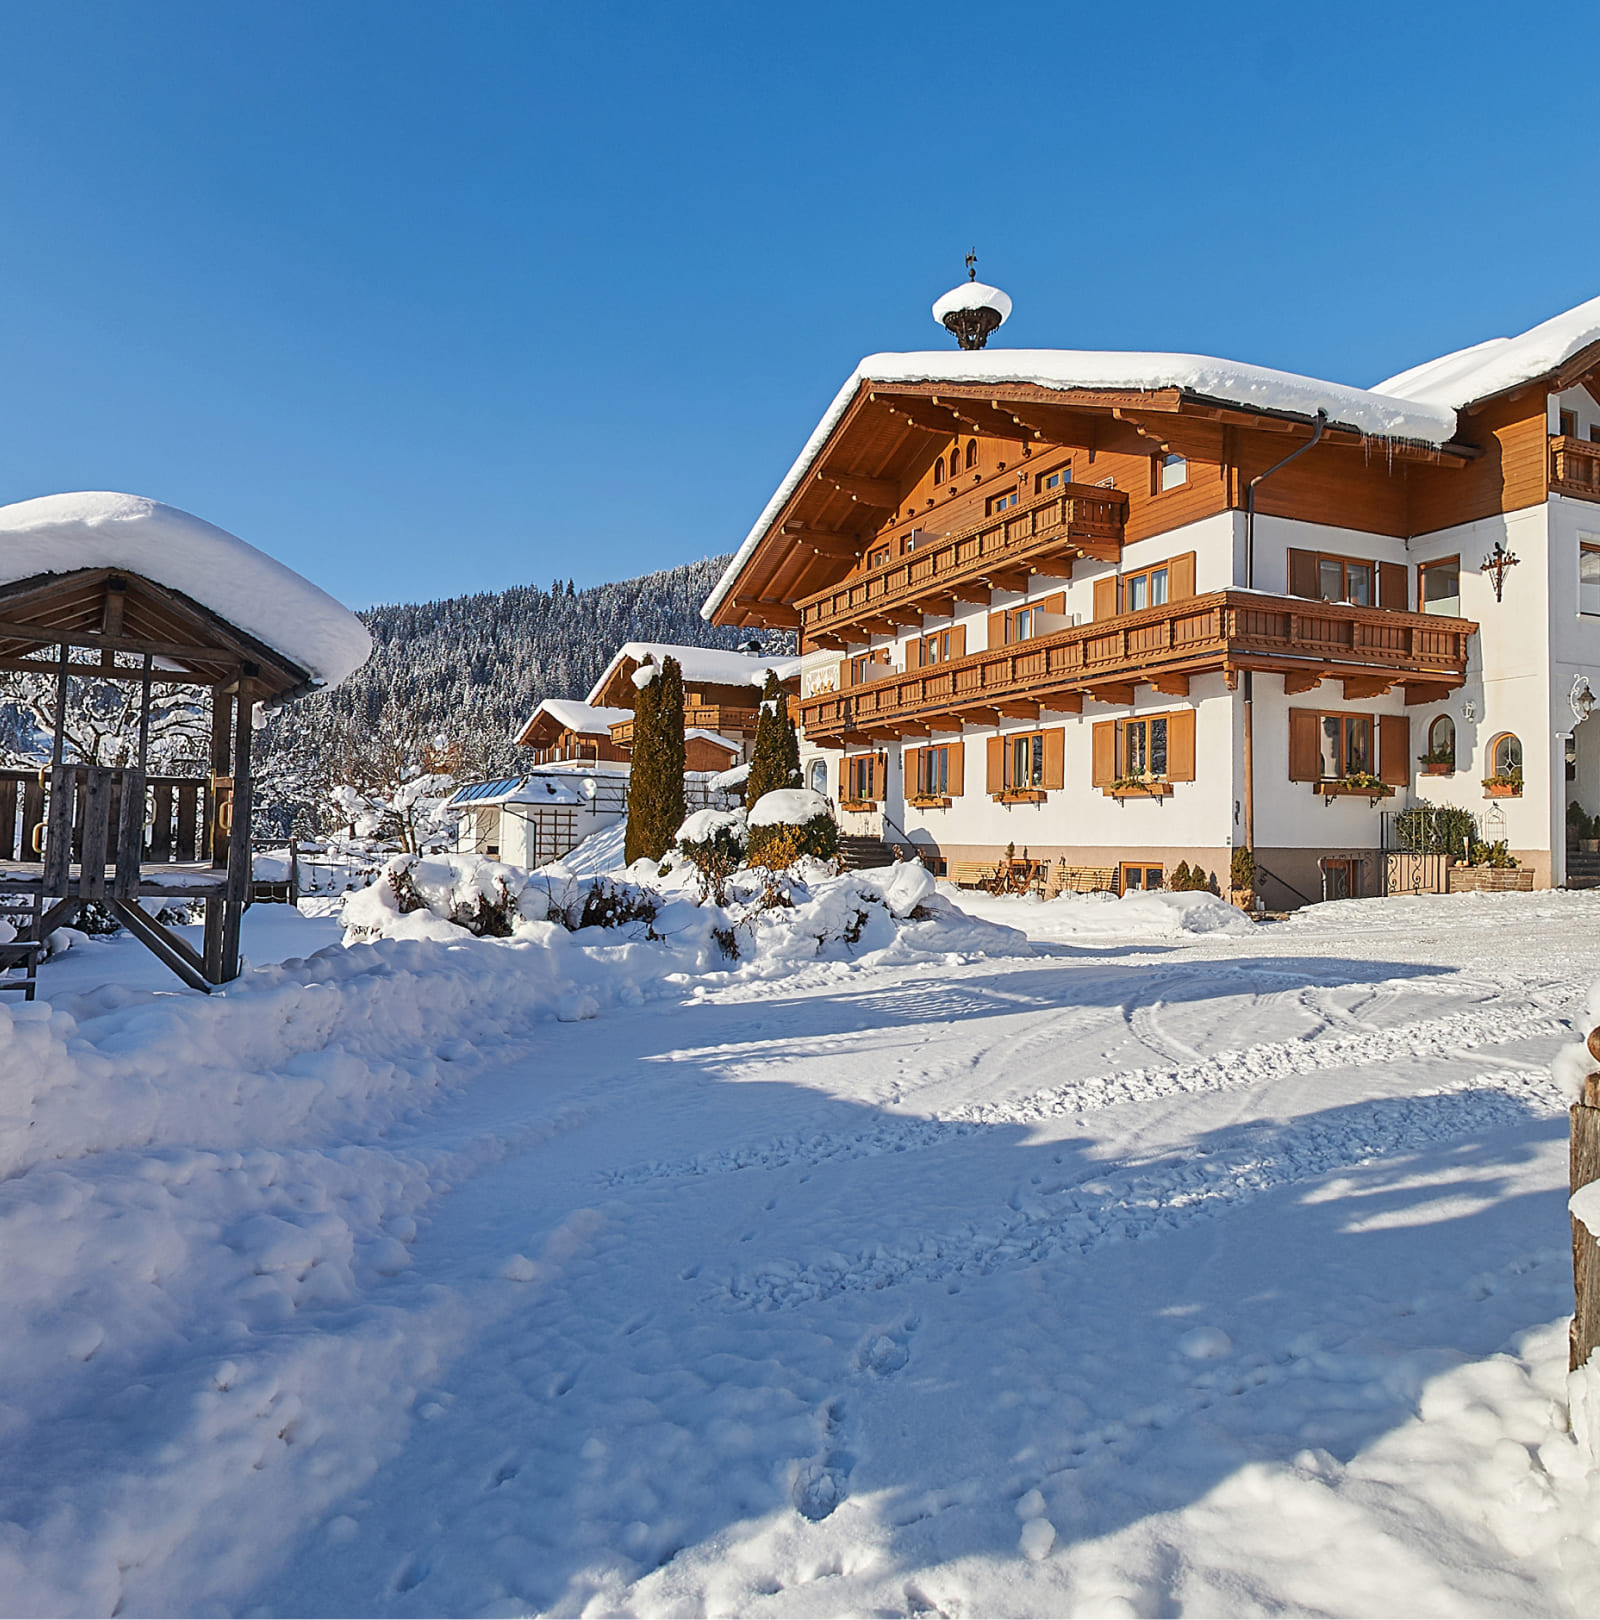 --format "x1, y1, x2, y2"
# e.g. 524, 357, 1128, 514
1085, 683, 1137, 706
1342, 676, 1392, 701
1039, 694, 1084, 715
0, 615, 240, 665
1402, 681, 1452, 706
994, 700, 1041, 720
950, 582, 994, 604
949, 706, 1001, 726
1146, 674, 1189, 696
816, 471, 898, 507
983, 569, 1030, 593
1282, 670, 1323, 695
732, 597, 801, 628
783, 527, 862, 558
